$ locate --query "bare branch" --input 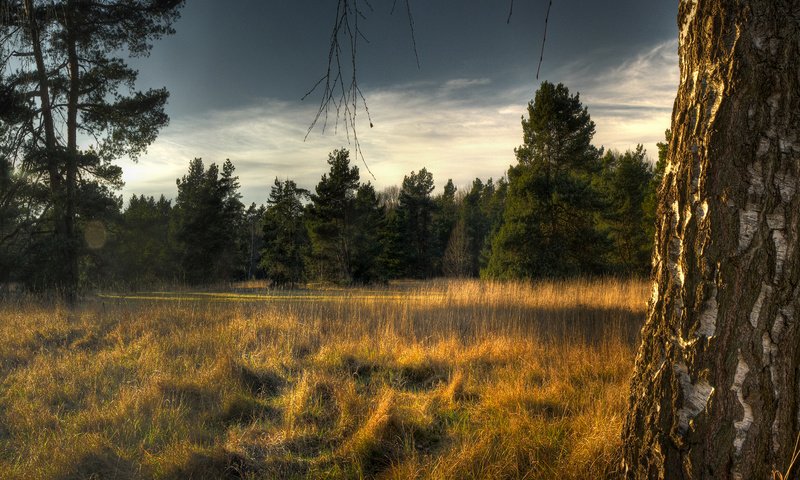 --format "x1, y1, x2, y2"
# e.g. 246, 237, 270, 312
536, 0, 553, 80
303, 0, 378, 178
